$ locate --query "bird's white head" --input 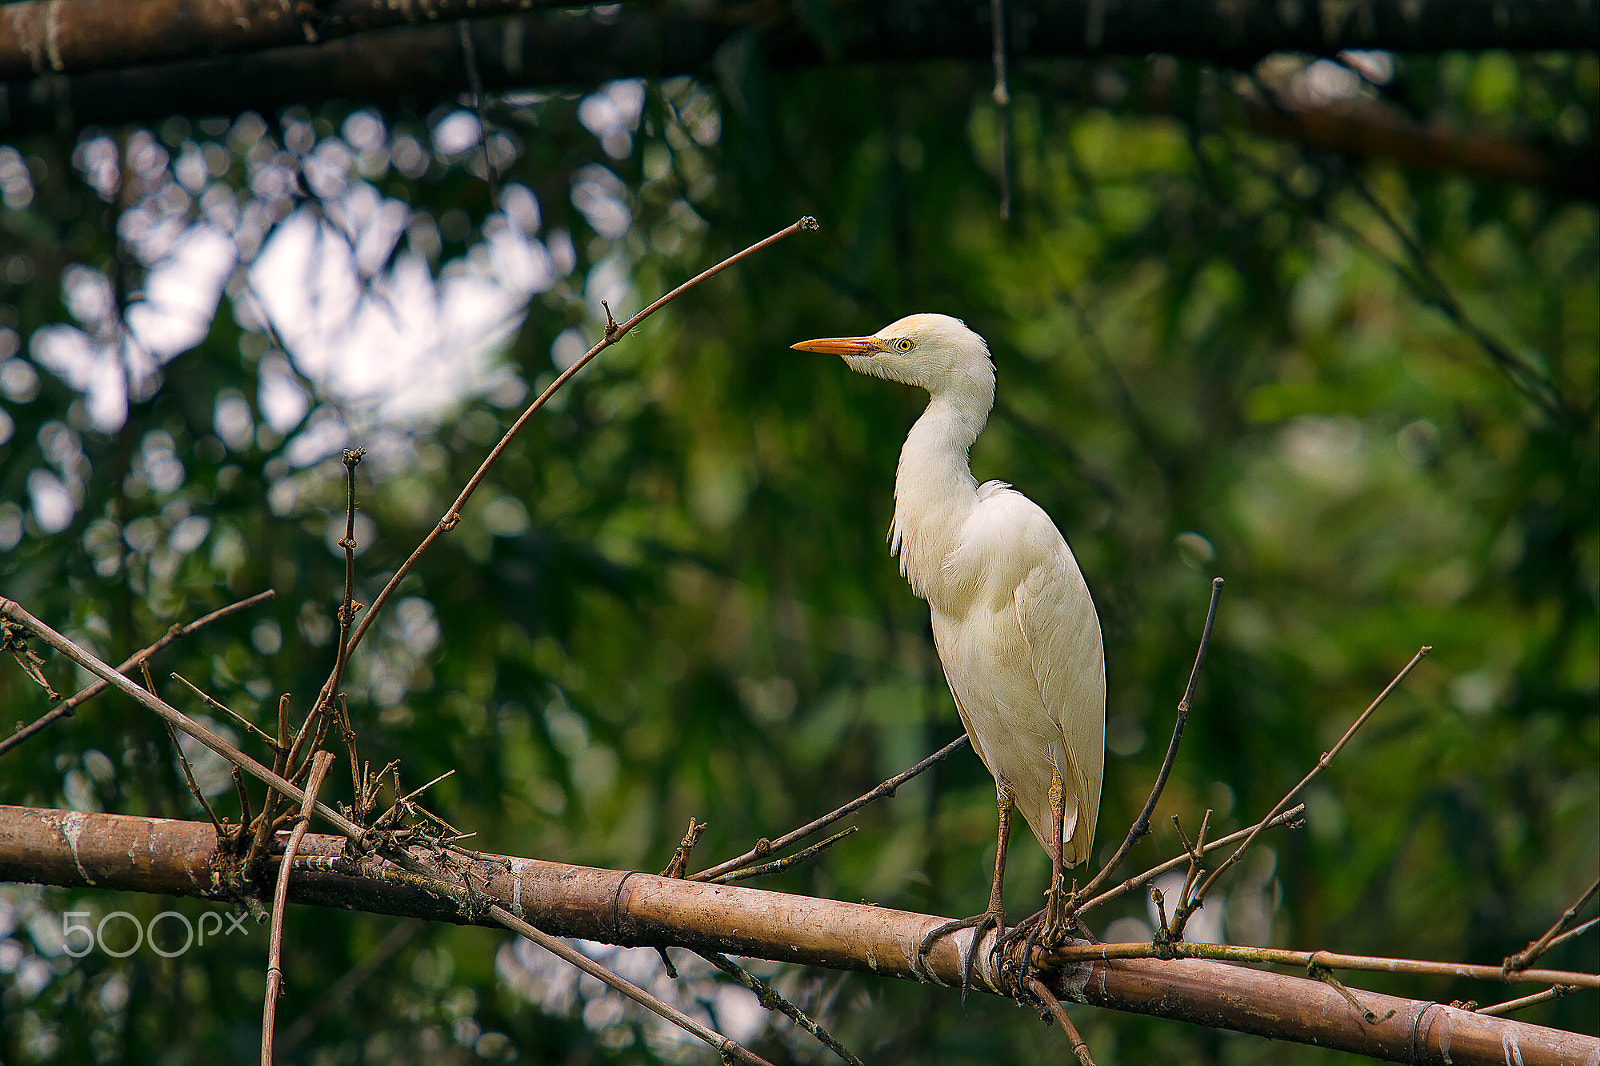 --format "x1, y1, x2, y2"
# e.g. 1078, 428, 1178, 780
790, 313, 996, 415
